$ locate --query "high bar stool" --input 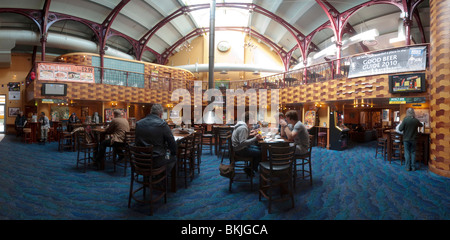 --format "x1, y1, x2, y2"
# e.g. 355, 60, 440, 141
390, 133, 404, 165
23, 128, 32, 144
317, 131, 327, 148
375, 137, 387, 161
